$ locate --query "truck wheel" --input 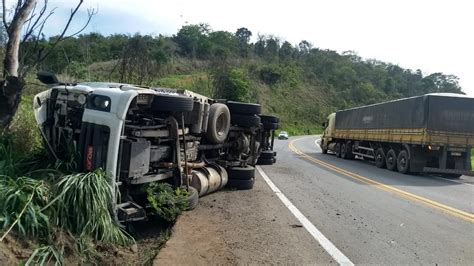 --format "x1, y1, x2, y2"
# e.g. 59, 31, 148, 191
259, 115, 279, 123
227, 101, 261, 115
386, 149, 397, 171
150, 94, 194, 112
228, 166, 255, 180
185, 186, 199, 210
262, 121, 279, 130
227, 178, 255, 190
260, 150, 274, 159
397, 150, 410, 174
231, 114, 261, 127
257, 158, 274, 165
206, 103, 230, 144
375, 148, 386, 168
442, 174, 462, 179
341, 143, 353, 159
341, 143, 348, 159
335, 143, 341, 158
